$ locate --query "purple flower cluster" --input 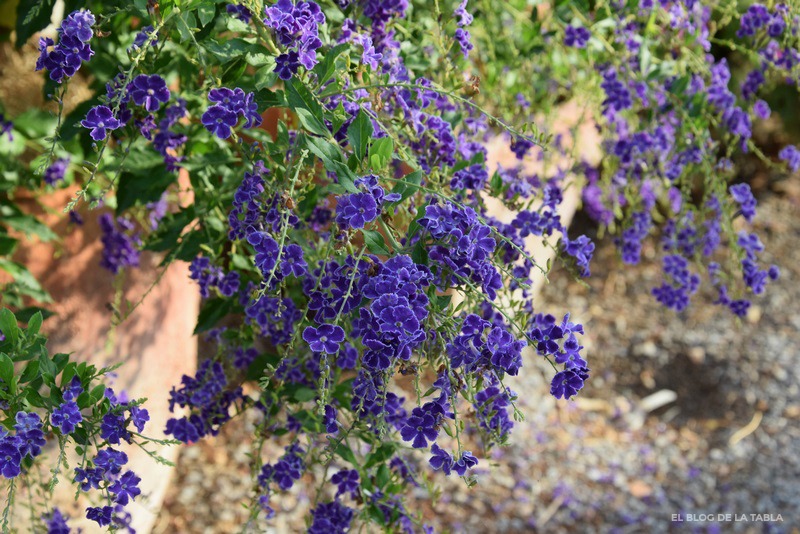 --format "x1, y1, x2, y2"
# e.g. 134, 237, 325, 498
229, 161, 270, 240
419, 201, 503, 300
202, 87, 261, 139
399, 393, 450, 449
74, 447, 141, 522
0, 412, 46, 479
564, 25, 591, 48
98, 213, 141, 274
0, 113, 13, 142
331, 468, 359, 498
737, 232, 779, 297
737, 3, 787, 38
447, 313, 525, 376
779, 145, 800, 172
473, 382, 515, 441
35, 10, 95, 83
429, 444, 478, 476
50, 376, 84, 435
264, 0, 325, 80
335, 175, 399, 230
309, 500, 354, 534
356, 255, 432, 371
43, 158, 69, 186
652, 254, 700, 312
42, 509, 71, 533
129, 25, 157, 52
189, 256, 240, 298
165, 361, 244, 443
246, 295, 302, 346
227, 4, 252, 23
530, 313, 587, 369
729, 183, 757, 222
259, 442, 305, 490
706, 58, 752, 141
98, 389, 150, 445
551, 366, 590, 399
454, 0, 474, 57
